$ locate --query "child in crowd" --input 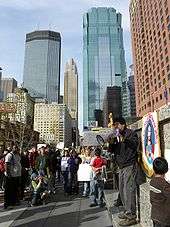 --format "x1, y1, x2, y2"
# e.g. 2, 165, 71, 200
89, 147, 107, 207
31, 171, 49, 206
150, 157, 170, 227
